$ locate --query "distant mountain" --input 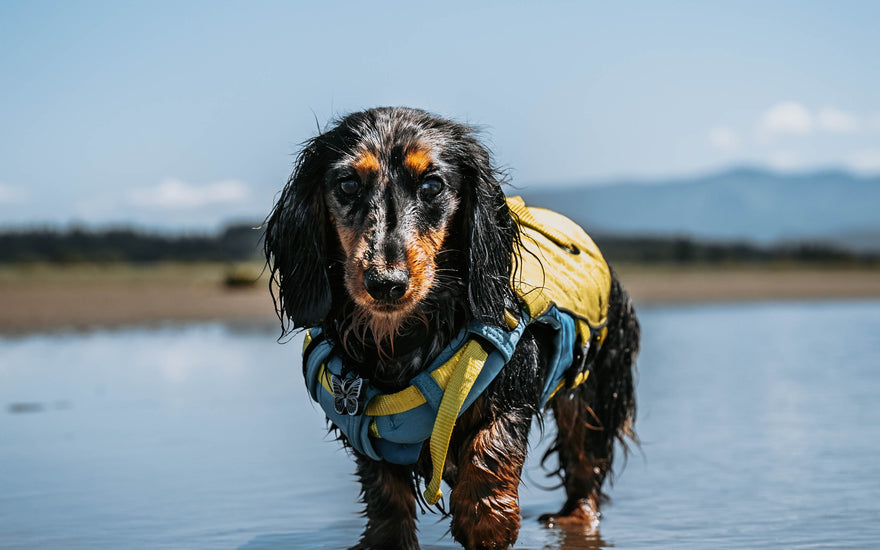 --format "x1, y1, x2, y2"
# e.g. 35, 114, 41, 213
520, 167, 880, 251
